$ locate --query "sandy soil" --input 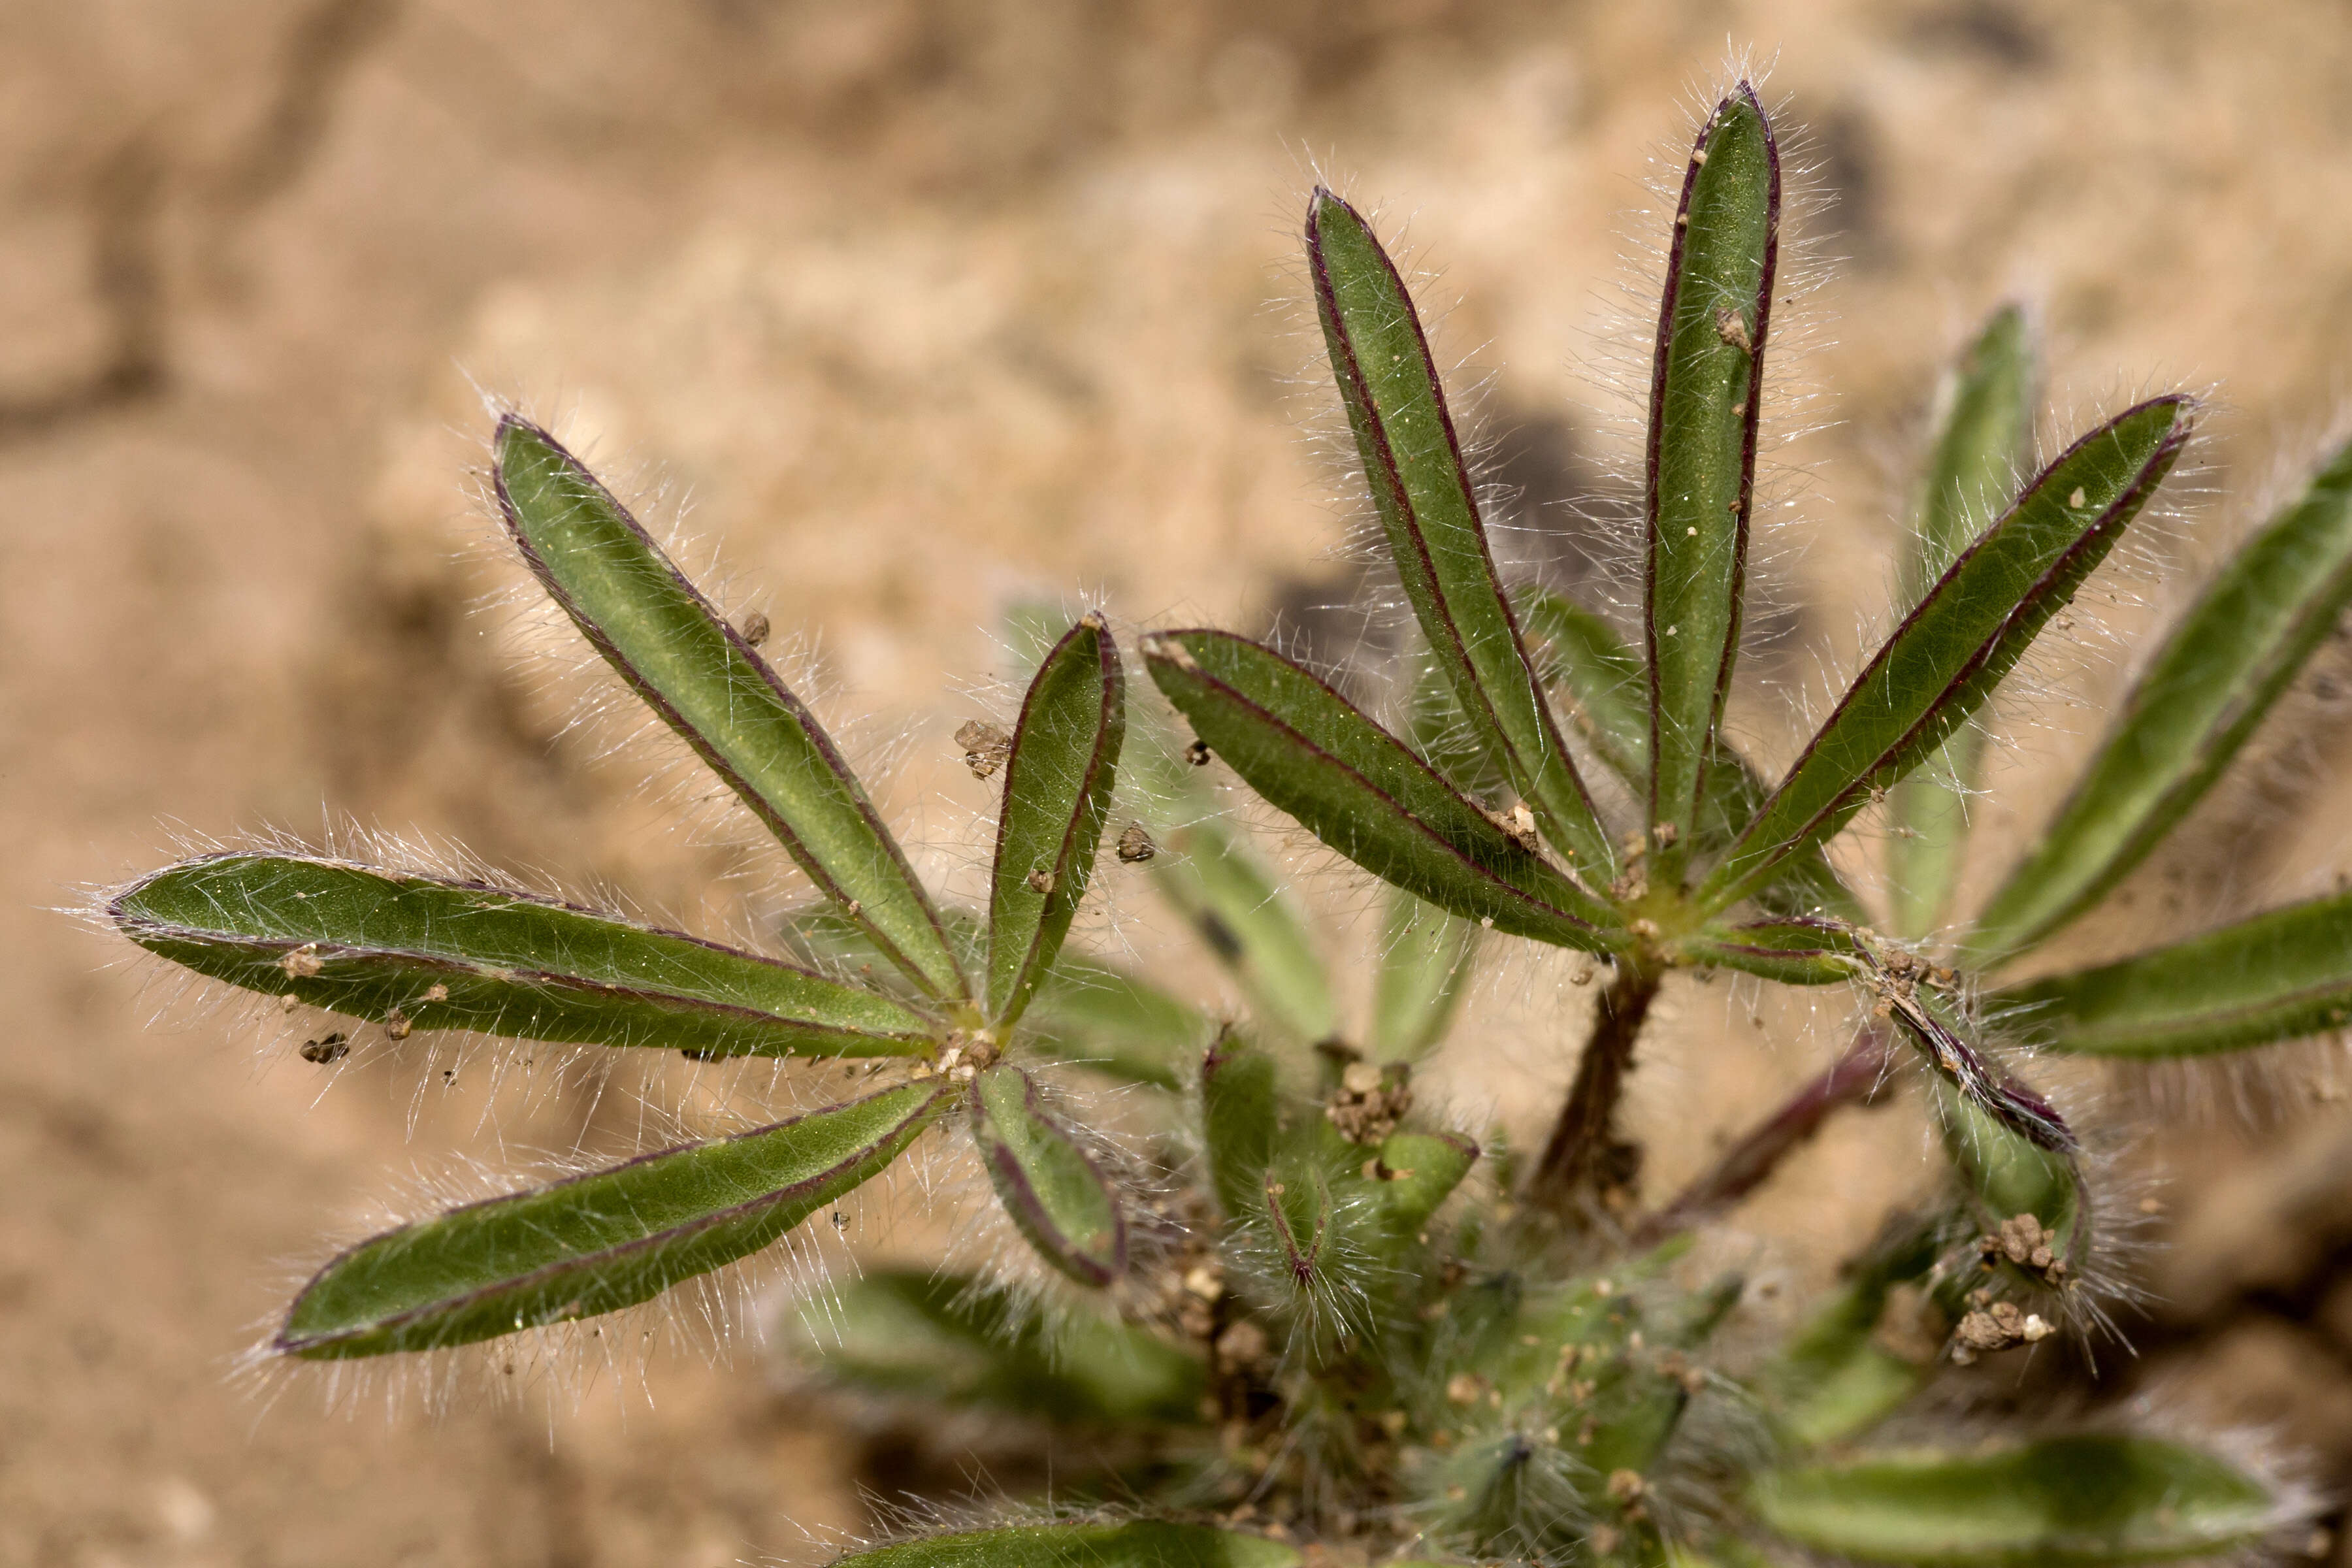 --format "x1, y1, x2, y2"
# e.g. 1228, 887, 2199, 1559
12, 2, 2352, 1564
